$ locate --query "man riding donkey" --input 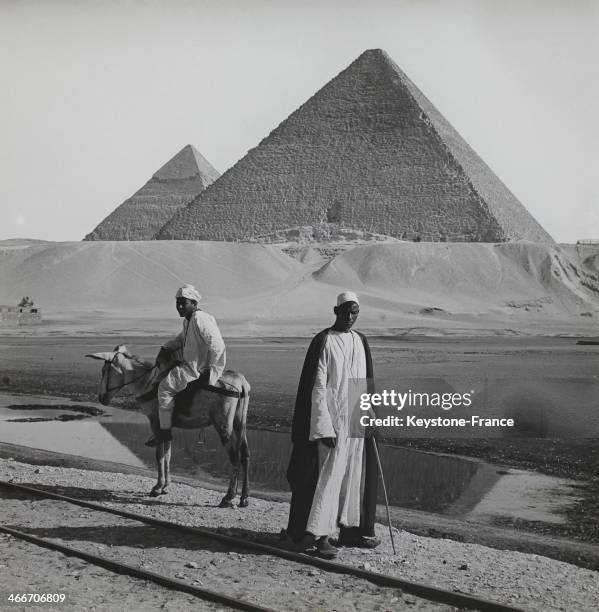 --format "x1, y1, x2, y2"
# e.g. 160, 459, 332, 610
145, 284, 226, 447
